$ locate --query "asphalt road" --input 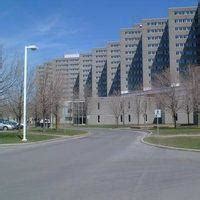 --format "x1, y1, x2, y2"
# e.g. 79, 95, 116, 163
0, 128, 200, 200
